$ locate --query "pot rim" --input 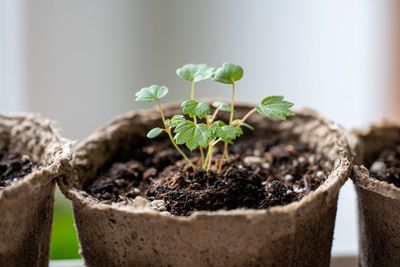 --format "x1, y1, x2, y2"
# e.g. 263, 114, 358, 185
0, 113, 72, 201
59, 102, 352, 219
351, 119, 400, 200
